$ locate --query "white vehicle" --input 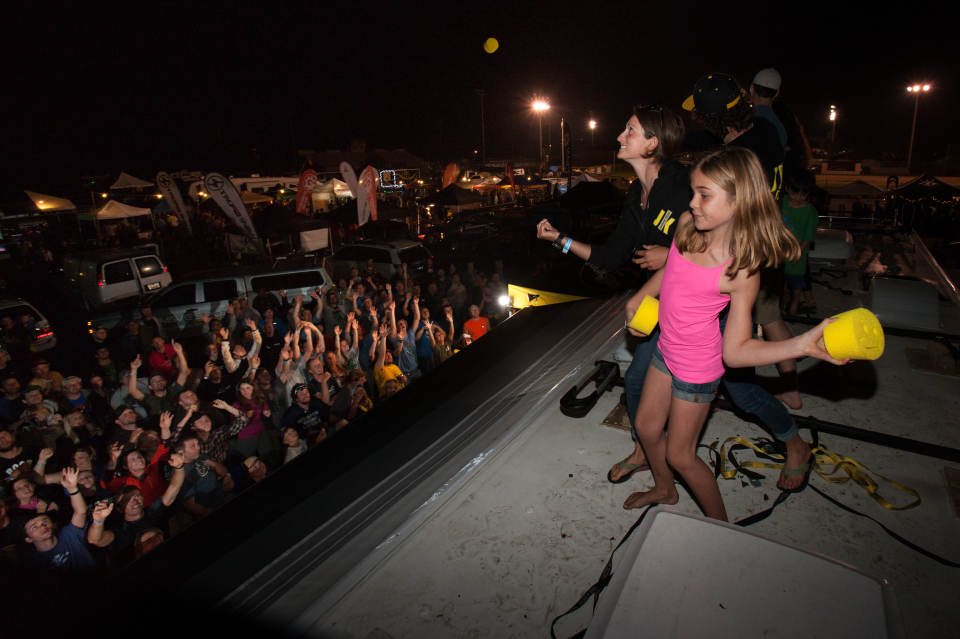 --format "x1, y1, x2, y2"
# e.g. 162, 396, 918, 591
186, 175, 300, 201
63, 246, 172, 308
140, 264, 334, 336
0, 298, 56, 352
